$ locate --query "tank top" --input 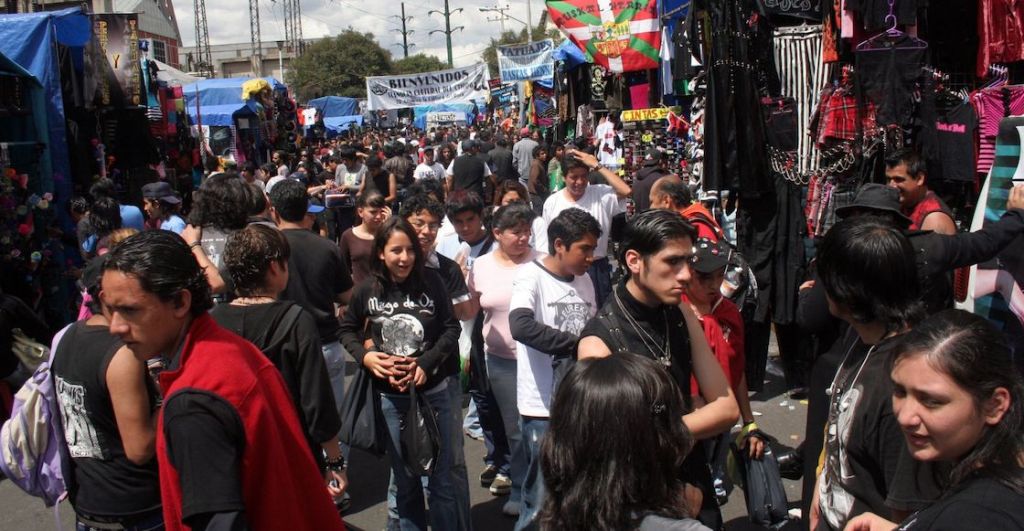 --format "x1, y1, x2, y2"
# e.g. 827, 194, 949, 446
907, 190, 953, 231
51, 323, 161, 518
